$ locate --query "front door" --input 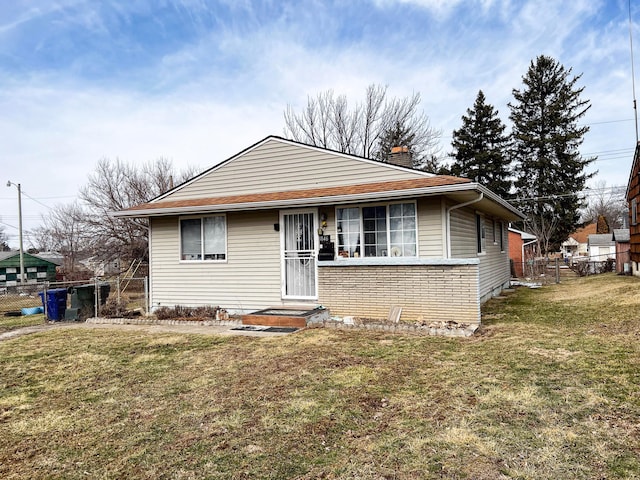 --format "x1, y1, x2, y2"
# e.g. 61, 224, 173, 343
281, 210, 317, 299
